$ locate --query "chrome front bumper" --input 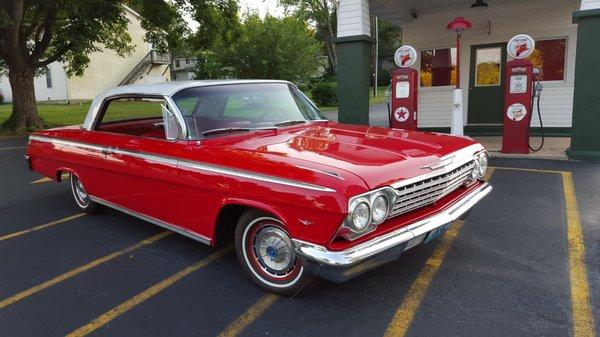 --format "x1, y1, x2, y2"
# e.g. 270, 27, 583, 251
292, 182, 492, 282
